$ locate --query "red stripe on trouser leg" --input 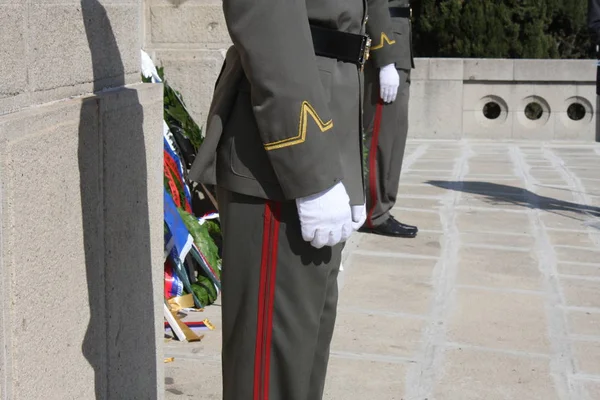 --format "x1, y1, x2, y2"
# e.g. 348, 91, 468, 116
367, 100, 384, 228
254, 204, 272, 400
263, 202, 281, 400
253, 201, 281, 400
